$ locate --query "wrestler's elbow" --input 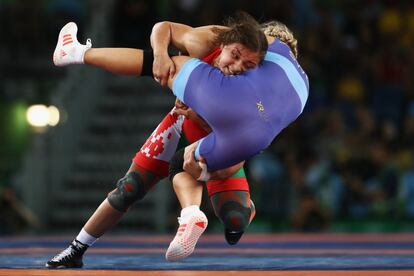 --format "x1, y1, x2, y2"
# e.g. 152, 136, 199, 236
152, 21, 170, 31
